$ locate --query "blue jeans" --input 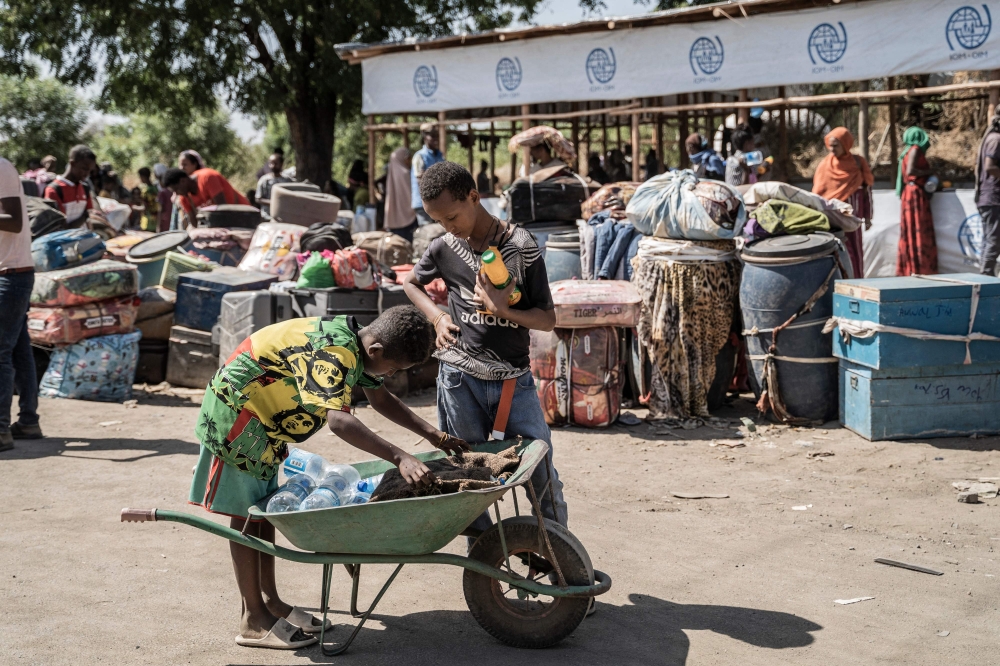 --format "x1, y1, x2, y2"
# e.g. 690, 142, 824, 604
436, 363, 568, 531
0, 272, 39, 431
